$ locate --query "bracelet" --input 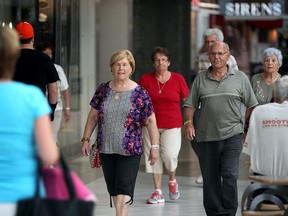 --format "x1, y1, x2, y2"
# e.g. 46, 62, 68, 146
183, 120, 192, 126
151, 145, 159, 149
81, 137, 90, 142
65, 107, 71, 110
